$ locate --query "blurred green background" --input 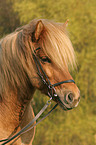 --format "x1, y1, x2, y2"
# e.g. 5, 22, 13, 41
0, 0, 96, 144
